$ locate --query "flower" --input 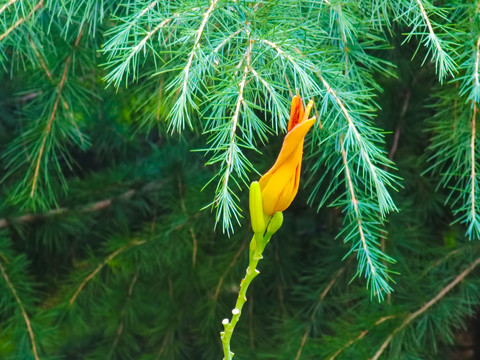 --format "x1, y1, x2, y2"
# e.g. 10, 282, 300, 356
259, 93, 316, 215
